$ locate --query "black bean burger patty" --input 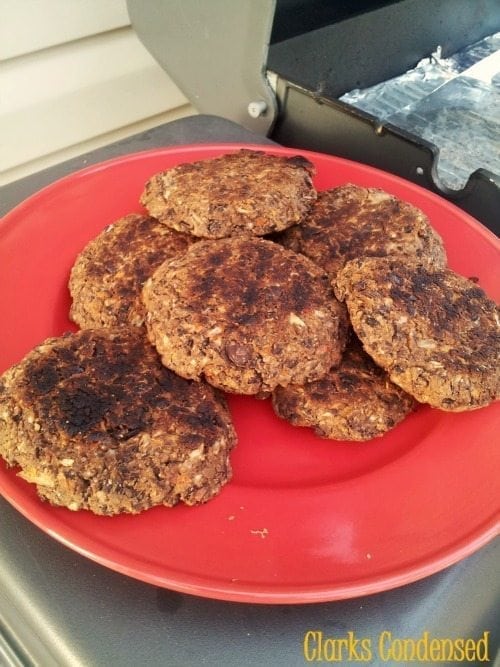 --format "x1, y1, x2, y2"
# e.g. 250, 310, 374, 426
0, 328, 236, 515
278, 184, 446, 279
142, 237, 348, 395
272, 337, 416, 441
69, 213, 196, 329
140, 149, 317, 238
335, 257, 500, 411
